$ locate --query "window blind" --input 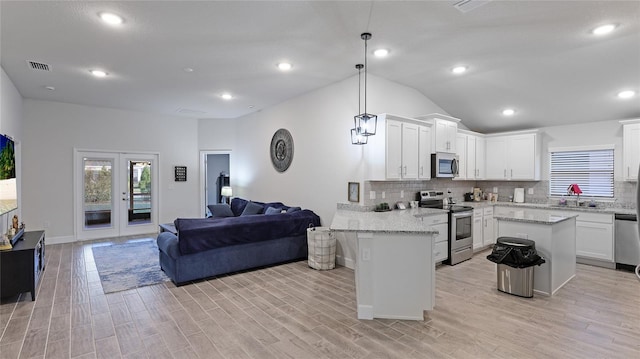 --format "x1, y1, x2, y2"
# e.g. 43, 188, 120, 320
549, 149, 614, 198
